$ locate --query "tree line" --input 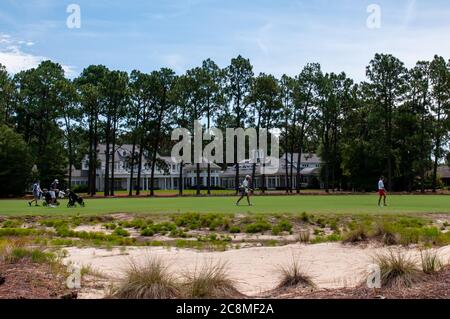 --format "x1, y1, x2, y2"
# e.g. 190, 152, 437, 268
0, 53, 449, 197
